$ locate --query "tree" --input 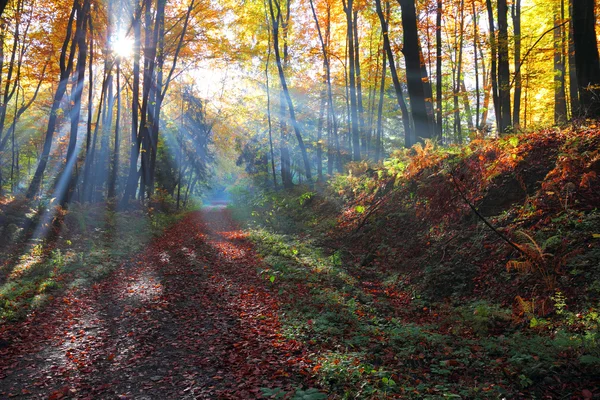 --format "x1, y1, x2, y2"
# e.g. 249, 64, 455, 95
342, 0, 360, 160
435, 0, 443, 139
554, 0, 567, 124
26, 0, 79, 199
268, 0, 312, 183
571, 0, 600, 118
374, 0, 412, 147
497, 0, 512, 133
398, 0, 432, 145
